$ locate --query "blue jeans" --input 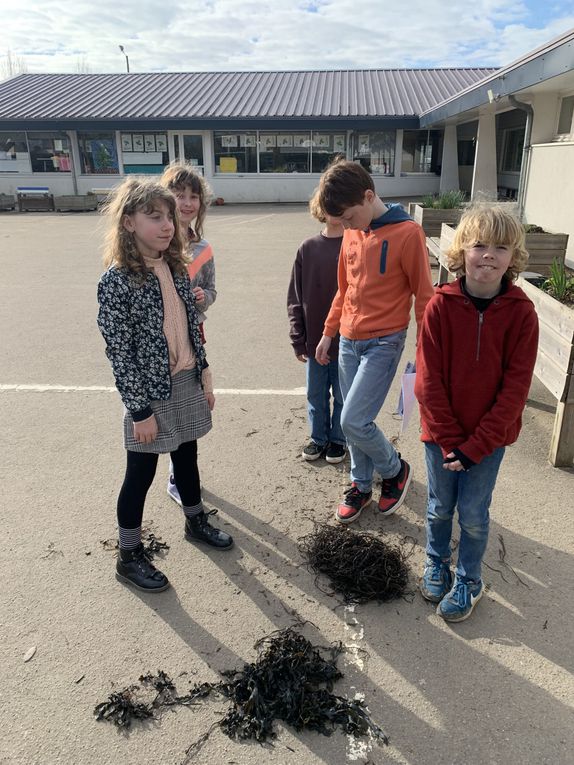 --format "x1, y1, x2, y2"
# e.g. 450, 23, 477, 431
425, 442, 505, 582
338, 331, 406, 493
306, 357, 345, 446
